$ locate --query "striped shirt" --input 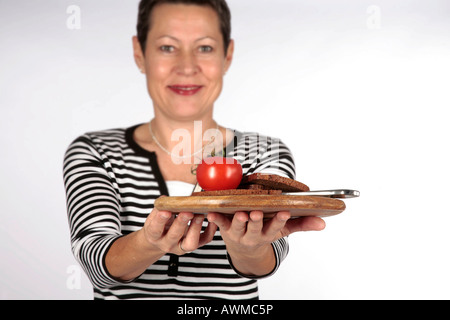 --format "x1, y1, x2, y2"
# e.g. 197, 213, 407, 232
63, 124, 296, 300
